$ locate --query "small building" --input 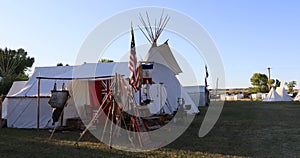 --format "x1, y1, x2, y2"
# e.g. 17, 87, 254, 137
183, 85, 210, 106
